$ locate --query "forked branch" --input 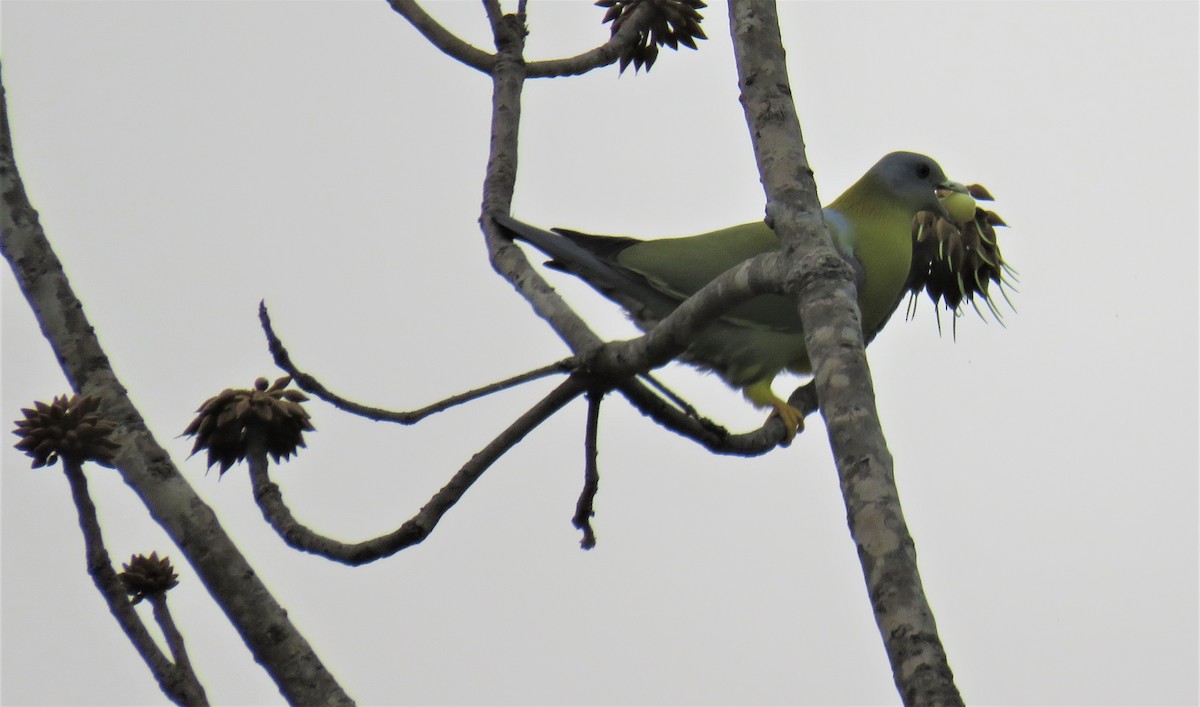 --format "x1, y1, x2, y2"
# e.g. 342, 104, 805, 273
62, 459, 208, 706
